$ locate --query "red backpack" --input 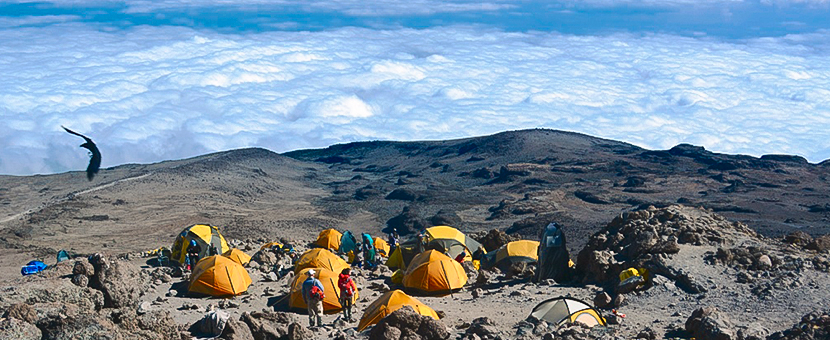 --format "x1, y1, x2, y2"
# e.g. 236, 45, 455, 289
310, 285, 325, 300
